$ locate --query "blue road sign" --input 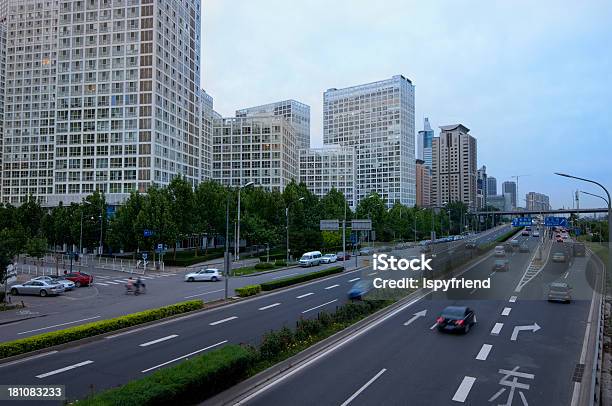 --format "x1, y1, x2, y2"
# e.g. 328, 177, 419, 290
512, 217, 533, 227
544, 217, 568, 227
575, 228, 581, 236
144, 229, 154, 237
142, 252, 148, 260
350, 233, 358, 244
